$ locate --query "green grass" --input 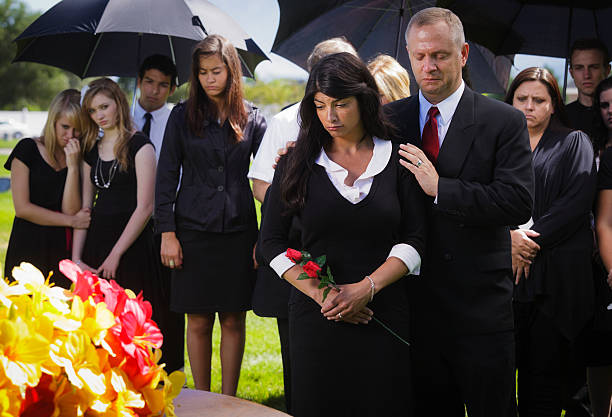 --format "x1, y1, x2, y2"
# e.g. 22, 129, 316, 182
0, 155, 10, 179
0, 139, 20, 149
182, 313, 285, 410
